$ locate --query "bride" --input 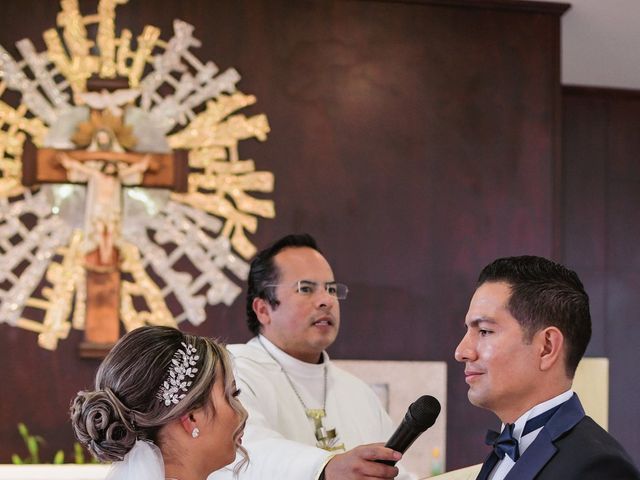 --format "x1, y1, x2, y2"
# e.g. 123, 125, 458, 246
70, 326, 247, 480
